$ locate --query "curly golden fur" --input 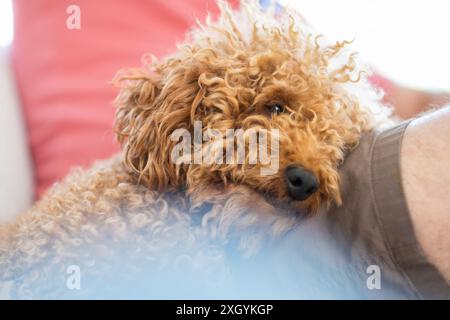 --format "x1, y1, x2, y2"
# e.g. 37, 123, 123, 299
0, 1, 391, 298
